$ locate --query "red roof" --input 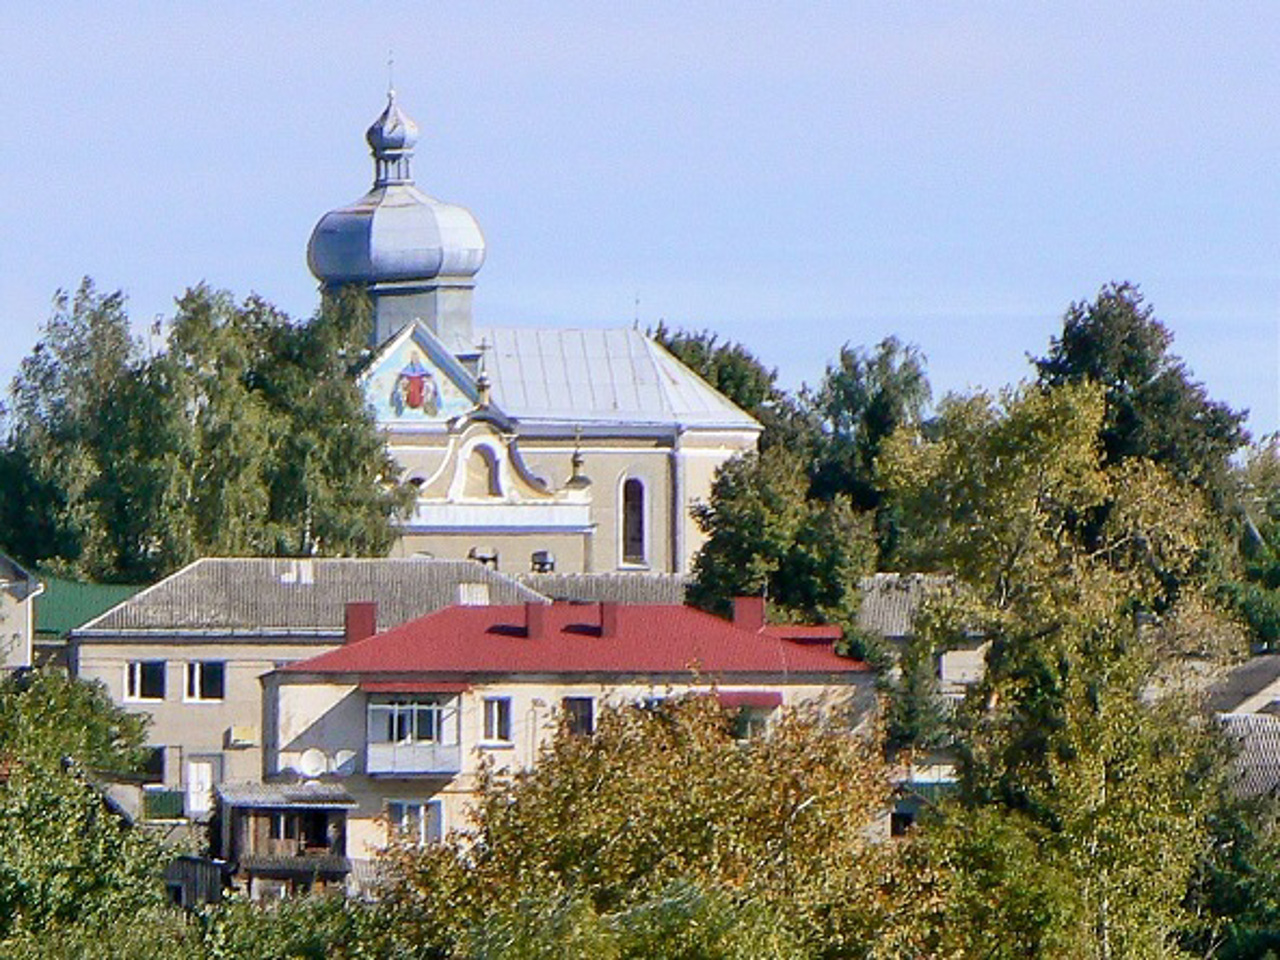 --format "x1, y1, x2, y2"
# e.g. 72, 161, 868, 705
281, 603, 869, 678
